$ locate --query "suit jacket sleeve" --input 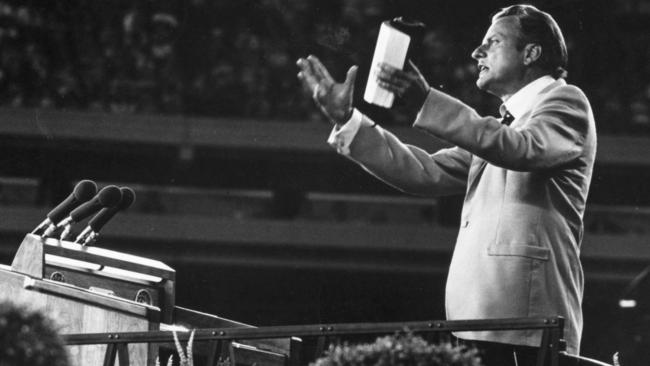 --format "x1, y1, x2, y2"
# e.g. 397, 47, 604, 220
414, 84, 591, 171
343, 113, 471, 197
